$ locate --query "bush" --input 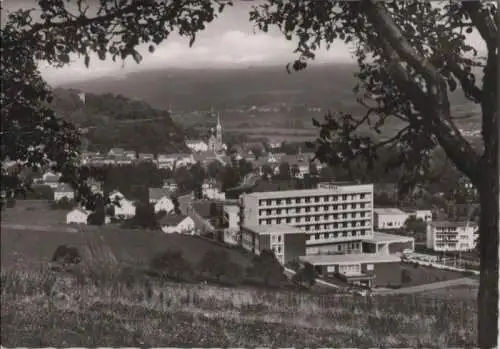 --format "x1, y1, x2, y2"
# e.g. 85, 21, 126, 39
292, 262, 316, 288
286, 259, 301, 271
198, 249, 242, 284
149, 249, 194, 282
51, 245, 82, 267
246, 249, 287, 287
